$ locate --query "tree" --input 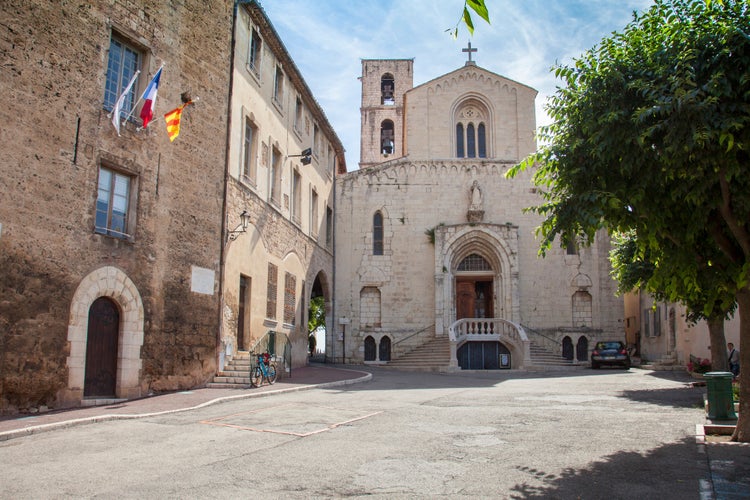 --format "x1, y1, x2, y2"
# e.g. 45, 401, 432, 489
610, 230, 736, 372
509, 0, 750, 440
308, 295, 325, 334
